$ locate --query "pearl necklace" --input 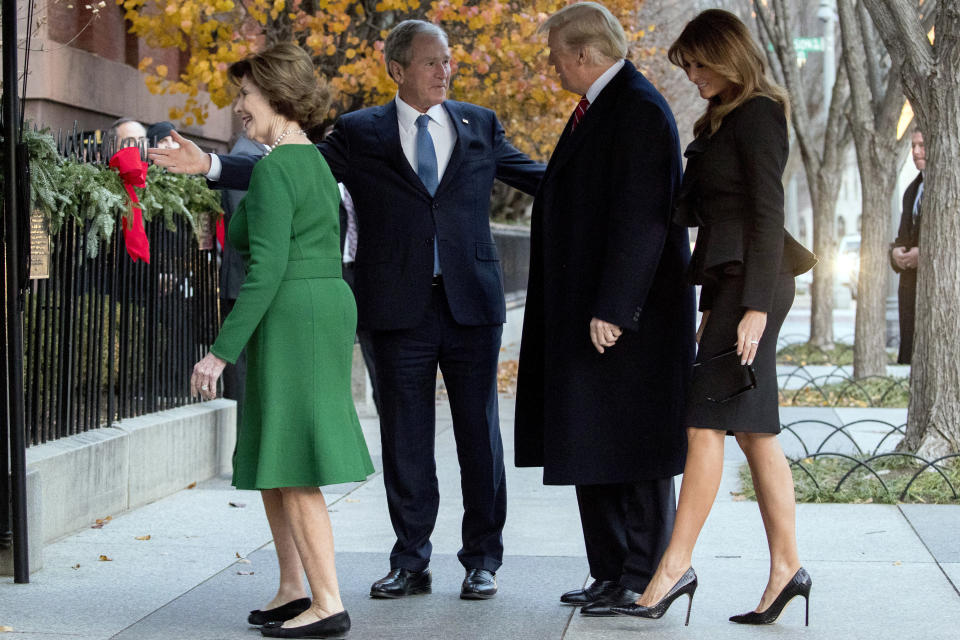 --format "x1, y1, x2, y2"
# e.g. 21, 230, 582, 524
271, 128, 307, 149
